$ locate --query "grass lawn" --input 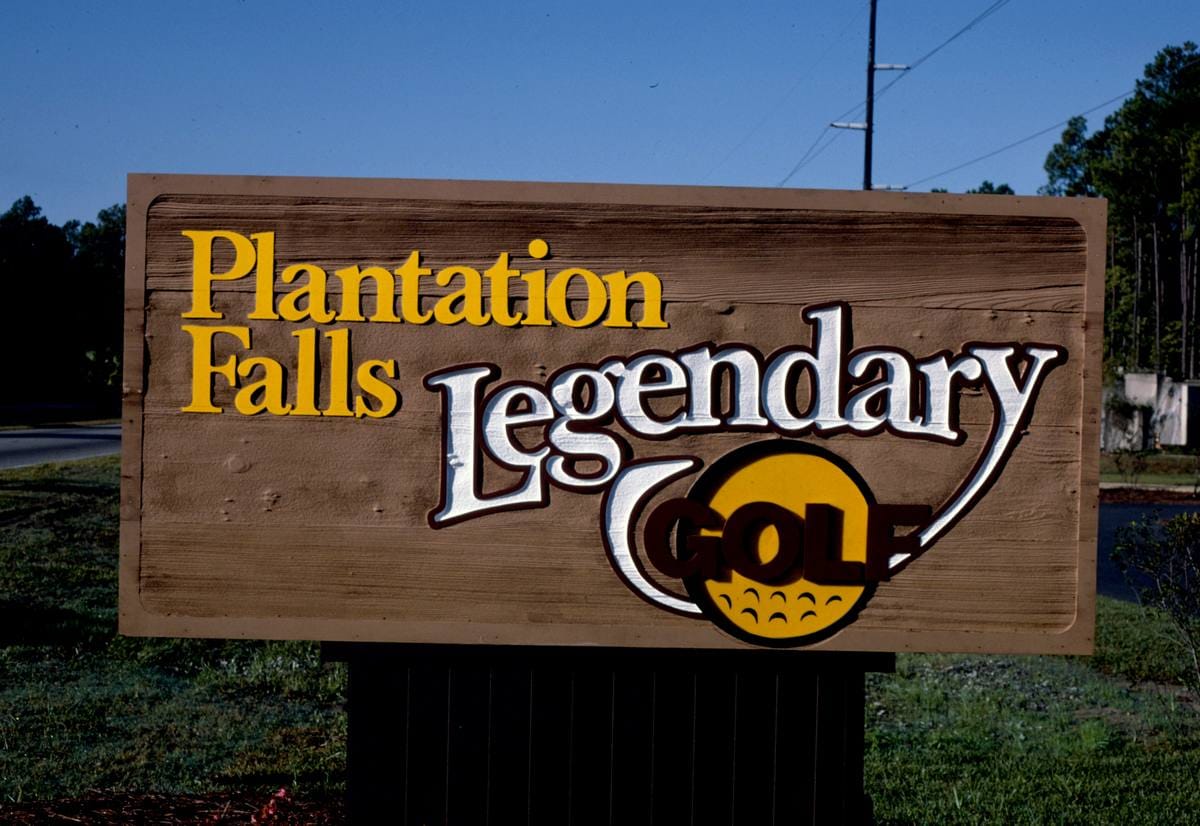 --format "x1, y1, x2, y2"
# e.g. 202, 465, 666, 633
866, 626, 1200, 823
2, 458, 1199, 823
0, 457, 345, 805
